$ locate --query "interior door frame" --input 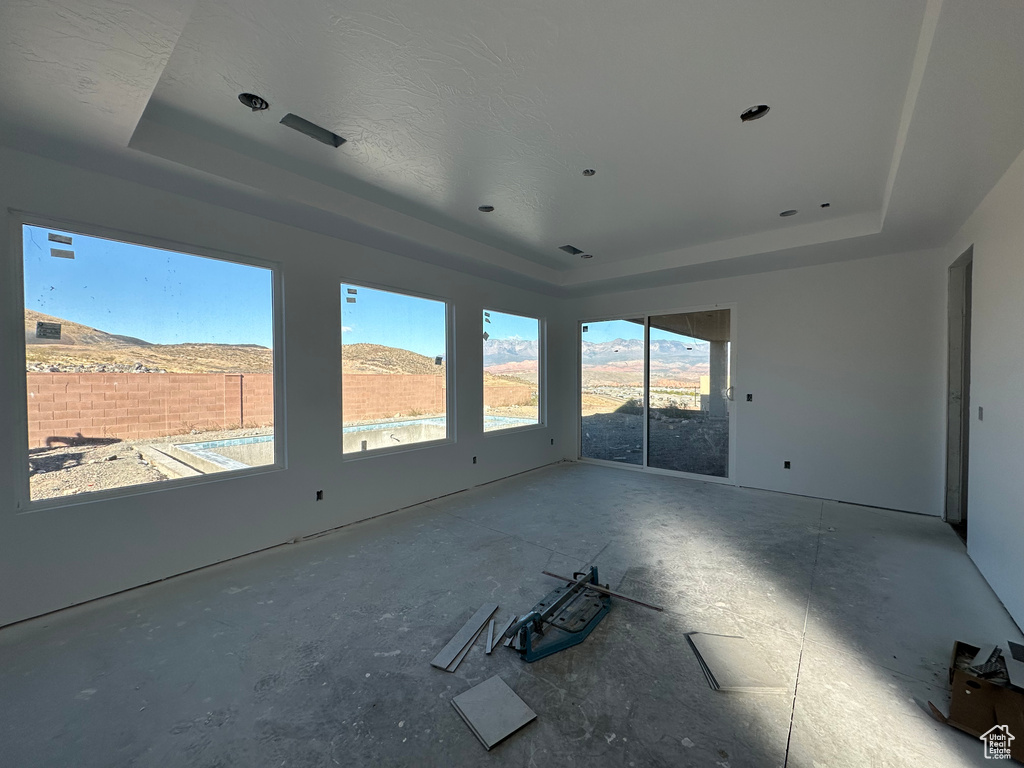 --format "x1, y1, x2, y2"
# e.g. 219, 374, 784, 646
576, 302, 738, 485
945, 246, 973, 525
